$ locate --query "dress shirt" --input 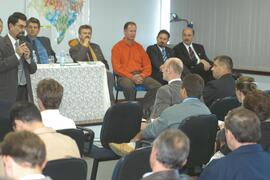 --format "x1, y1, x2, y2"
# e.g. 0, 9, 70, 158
41, 109, 76, 130
168, 78, 181, 84
183, 42, 200, 64
21, 174, 51, 180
